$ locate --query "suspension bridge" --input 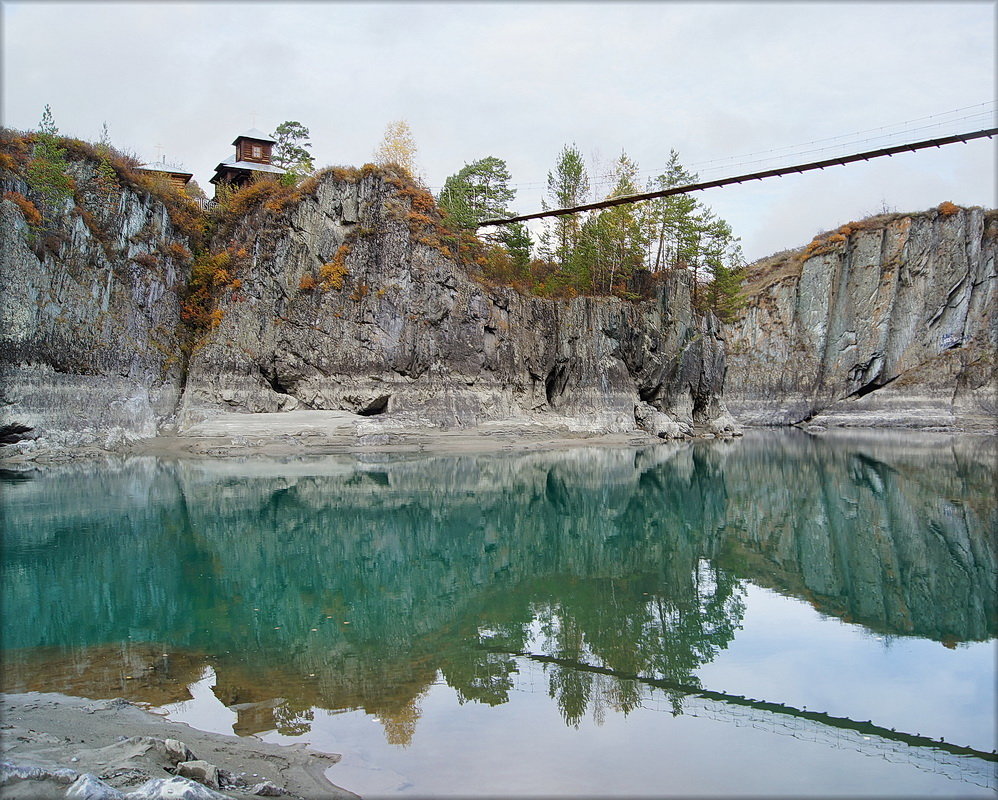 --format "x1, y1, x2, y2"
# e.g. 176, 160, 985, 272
476, 127, 997, 228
